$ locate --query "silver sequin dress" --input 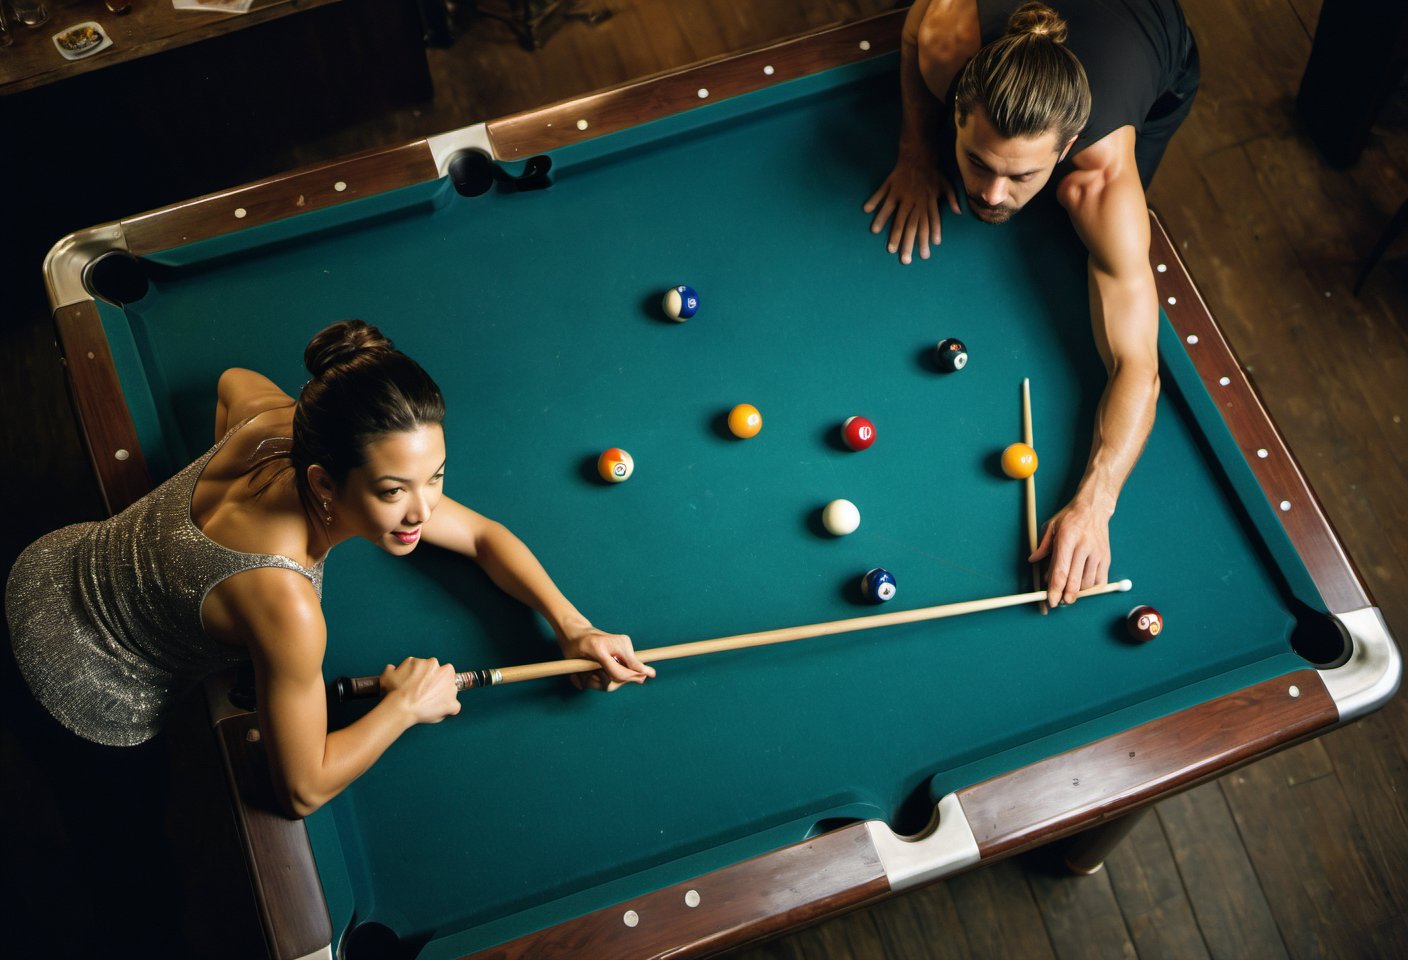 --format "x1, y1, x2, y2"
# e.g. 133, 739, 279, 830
5, 426, 323, 746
